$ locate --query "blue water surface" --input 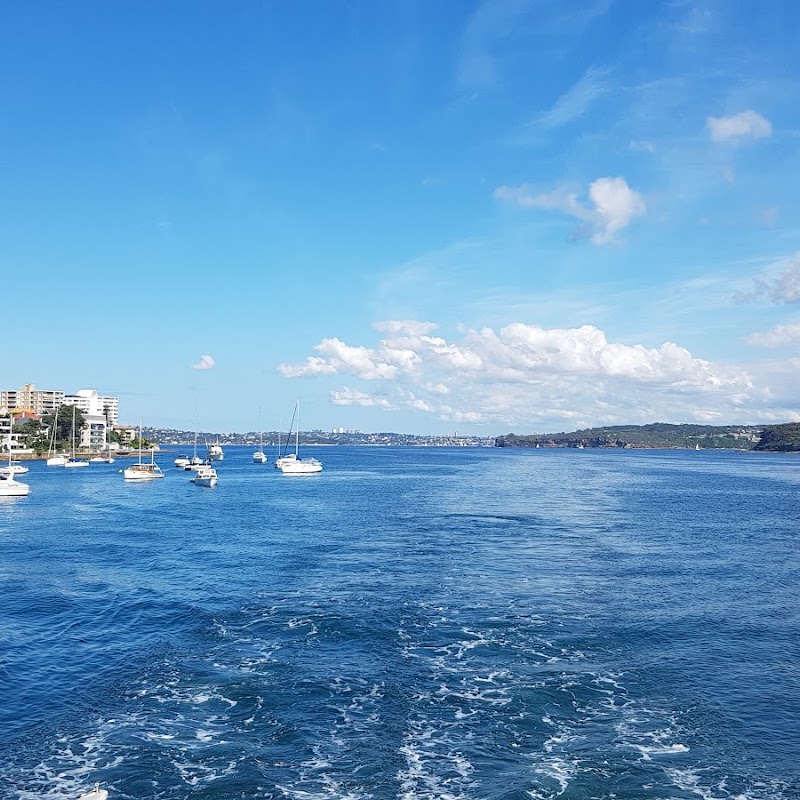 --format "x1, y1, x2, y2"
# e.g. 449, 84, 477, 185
1, 446, 798, 799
